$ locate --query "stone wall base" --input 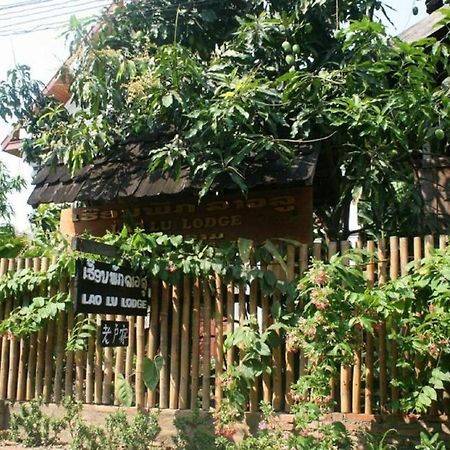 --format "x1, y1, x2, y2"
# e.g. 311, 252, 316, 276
0, 401, 448, 448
